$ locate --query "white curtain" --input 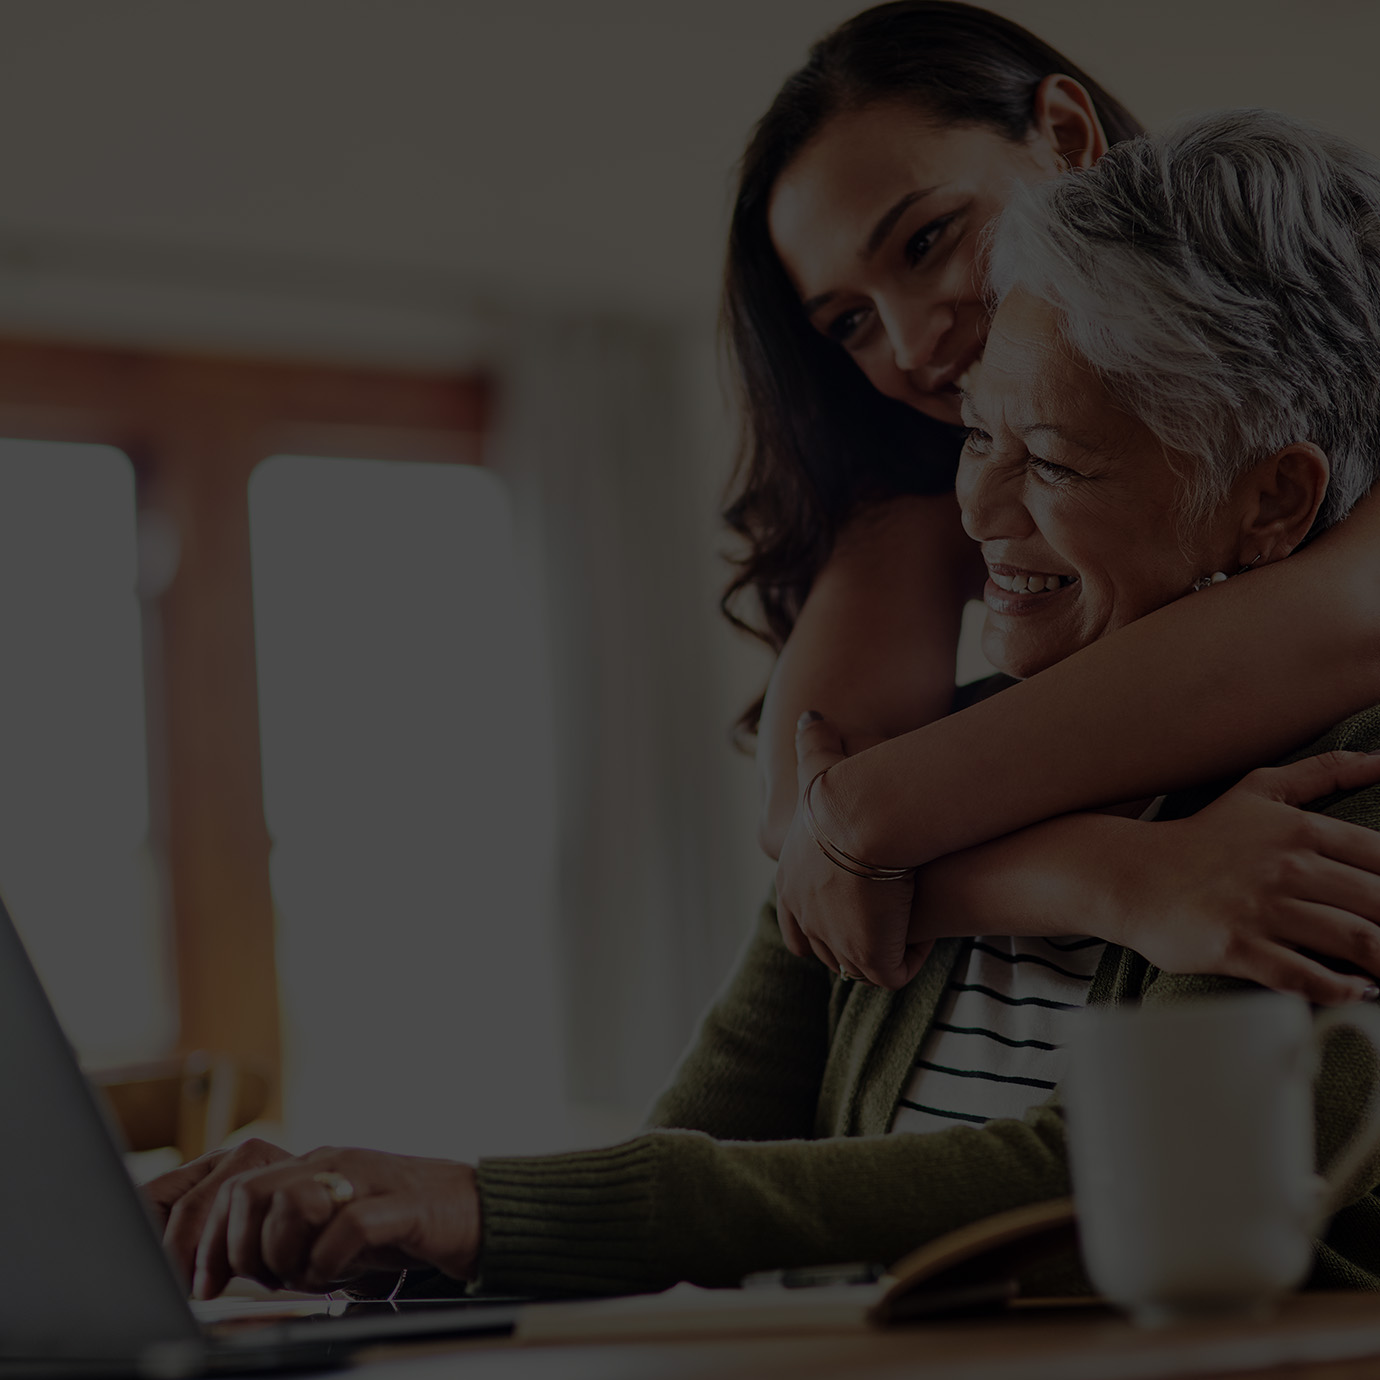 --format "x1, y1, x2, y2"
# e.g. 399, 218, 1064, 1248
490, 313, 771, 1127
